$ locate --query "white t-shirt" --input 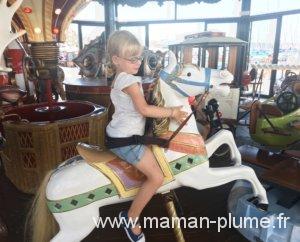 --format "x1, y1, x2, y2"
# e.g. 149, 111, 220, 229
106, 72, 146, 138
